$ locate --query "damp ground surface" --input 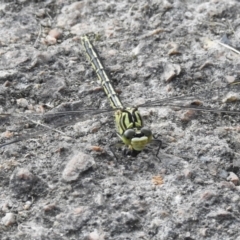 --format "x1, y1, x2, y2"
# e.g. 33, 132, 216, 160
1, 0, 240, 239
